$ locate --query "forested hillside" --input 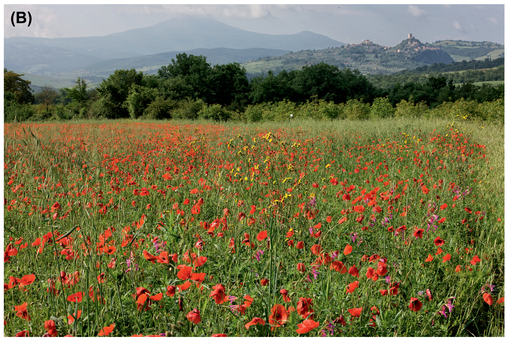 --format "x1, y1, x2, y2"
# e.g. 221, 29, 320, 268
4, 53, 504, 123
